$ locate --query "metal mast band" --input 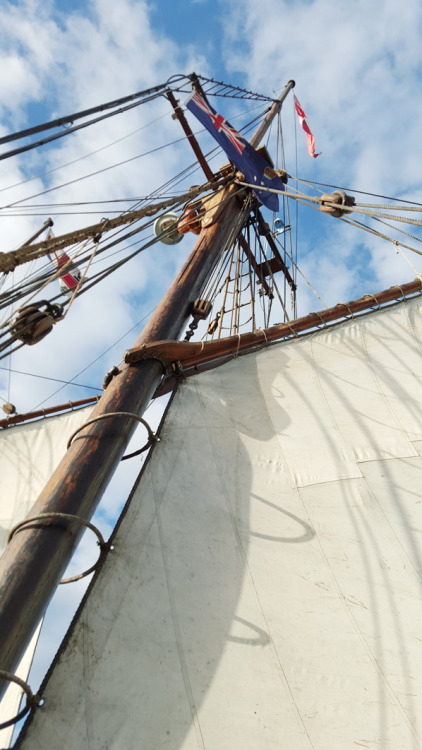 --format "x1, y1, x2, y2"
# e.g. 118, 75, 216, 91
0, 670, 38, 730
66, 411, 157, 452
8, 513, 109, 584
